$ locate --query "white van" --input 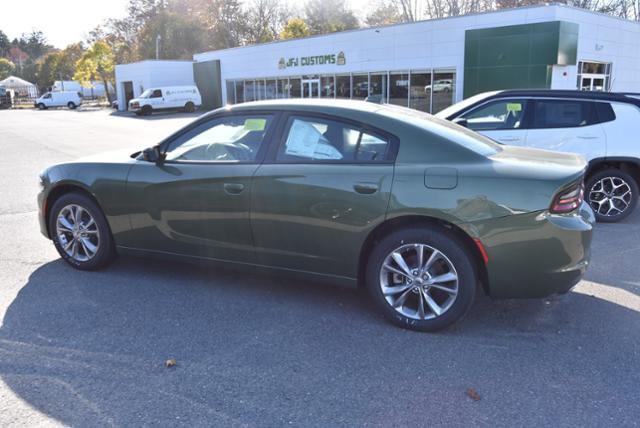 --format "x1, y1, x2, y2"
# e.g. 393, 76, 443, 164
35, 91, 82, 110
128, 86, 201, 115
